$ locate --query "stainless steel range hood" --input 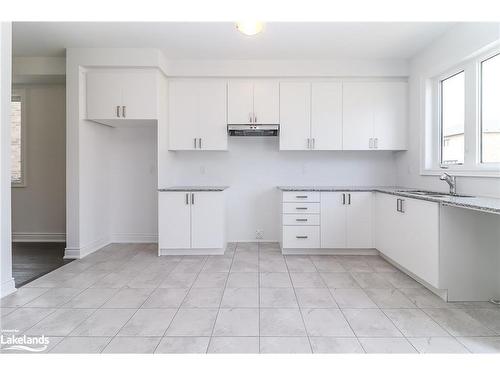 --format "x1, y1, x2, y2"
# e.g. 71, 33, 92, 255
227, 124, 279, 136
